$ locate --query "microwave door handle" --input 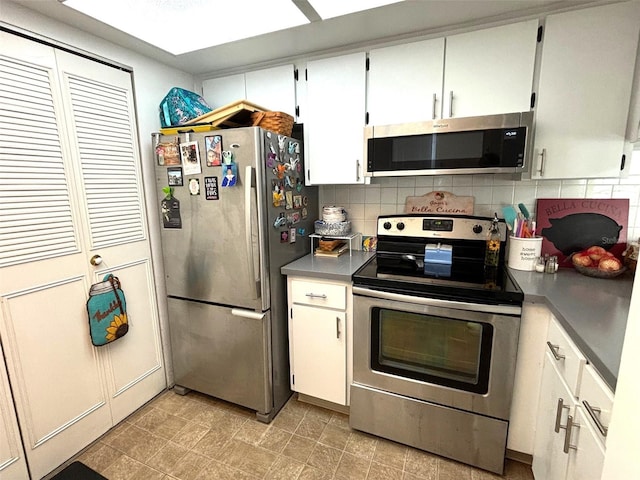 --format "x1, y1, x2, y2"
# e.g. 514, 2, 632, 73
244, 165, 259, 298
